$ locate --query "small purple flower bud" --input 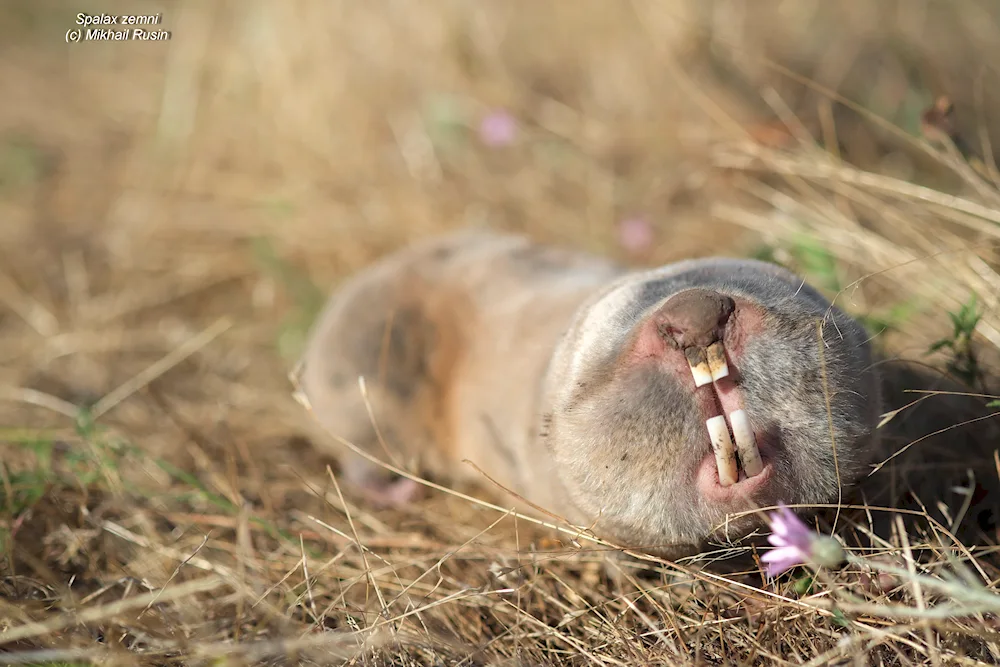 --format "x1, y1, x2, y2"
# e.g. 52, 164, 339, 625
478, 110, 517, 147
761, 504, 845, 577
617, 217, 654, 254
